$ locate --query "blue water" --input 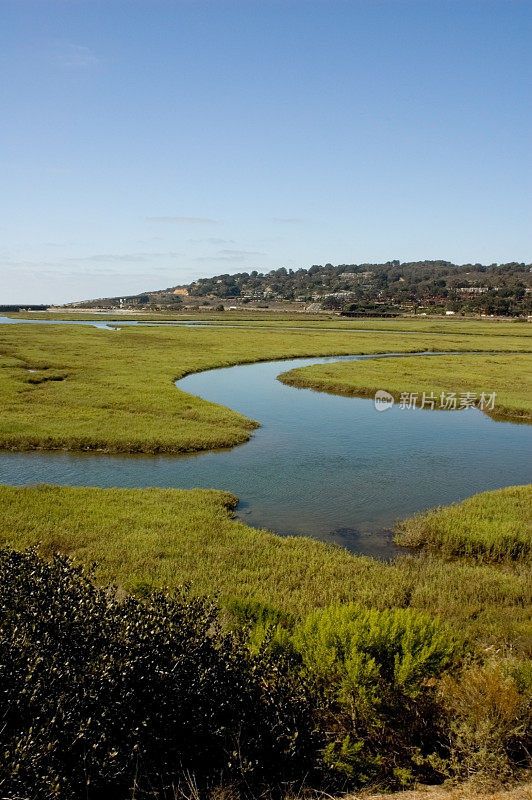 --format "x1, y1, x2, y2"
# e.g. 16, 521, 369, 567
0, 315, 450, 335
0, 314, 119, 329
0, 348, 530, 559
